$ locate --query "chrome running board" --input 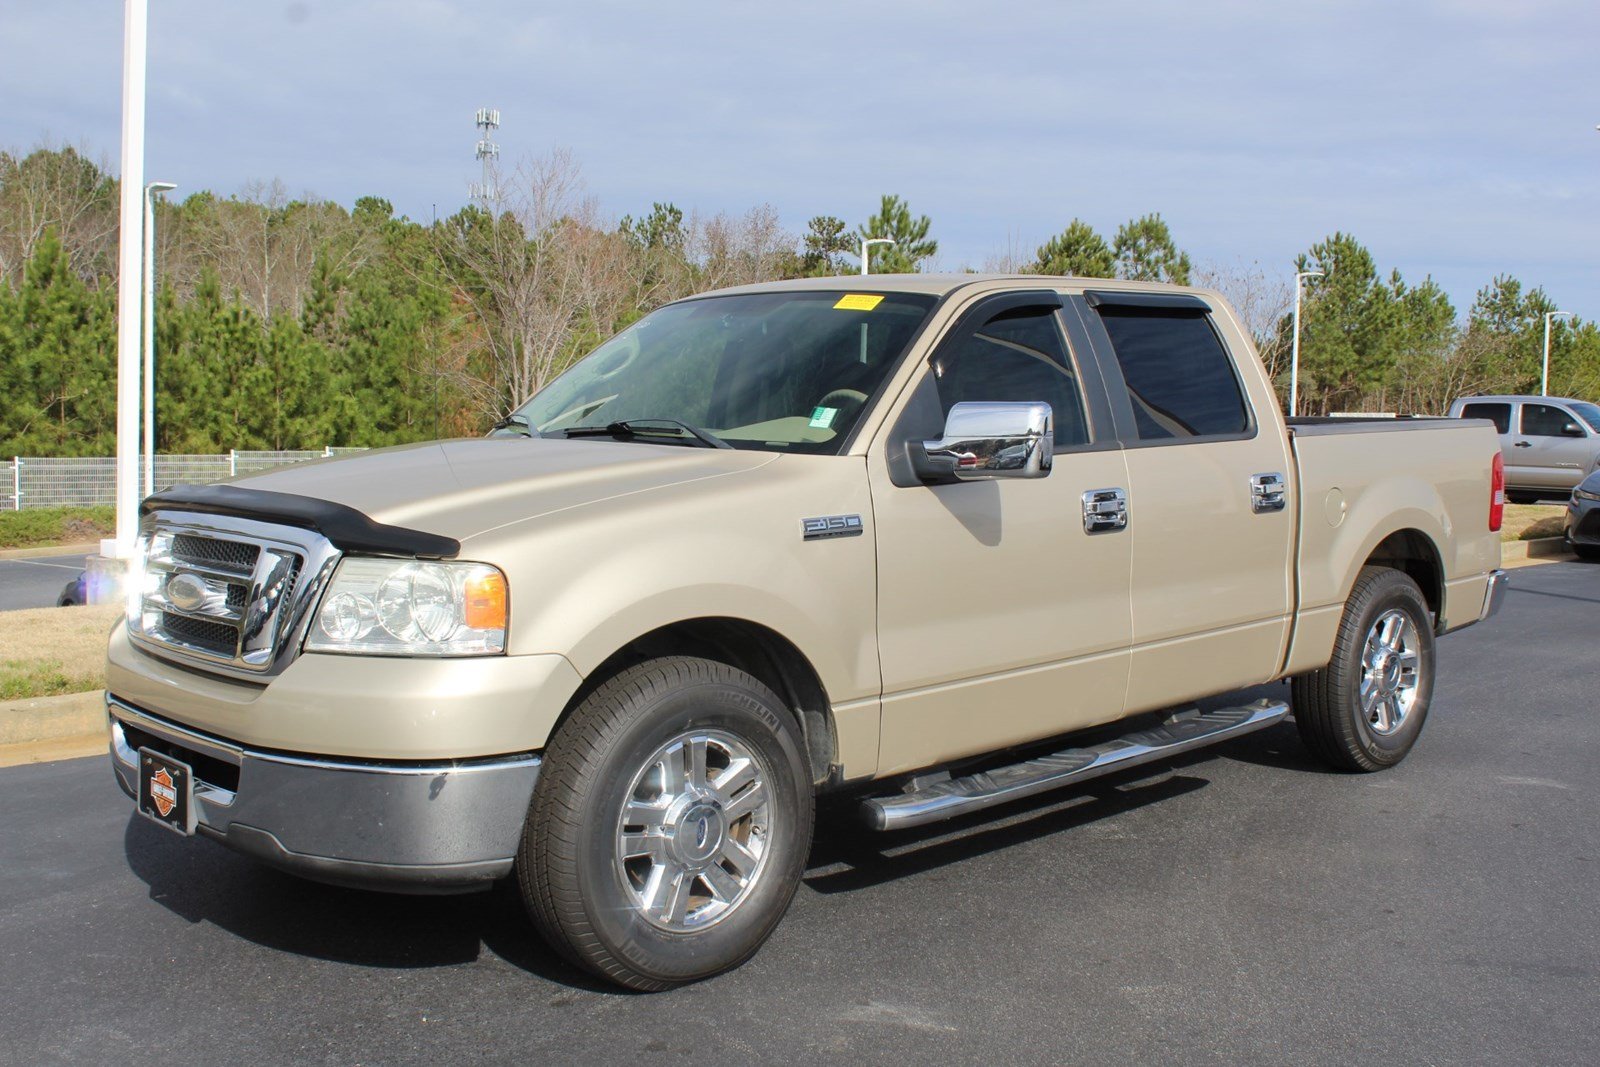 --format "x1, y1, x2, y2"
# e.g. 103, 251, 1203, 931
860, 698, 1290, 831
